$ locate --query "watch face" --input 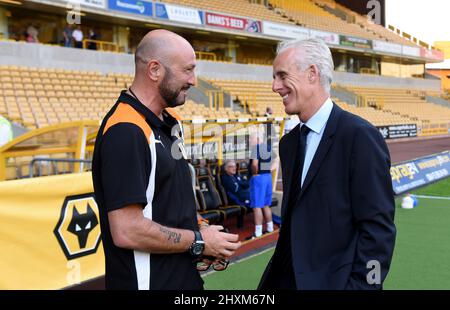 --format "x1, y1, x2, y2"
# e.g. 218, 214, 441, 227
193, 243, 204, 256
